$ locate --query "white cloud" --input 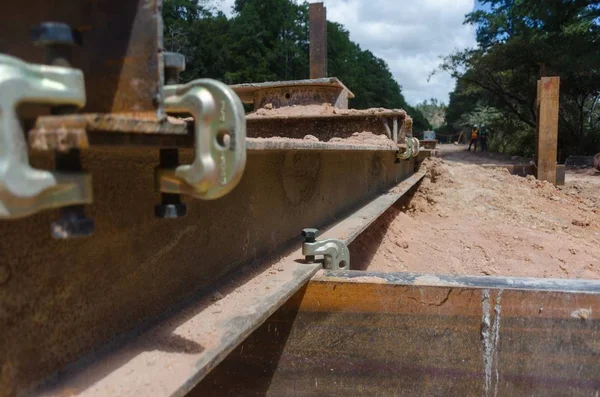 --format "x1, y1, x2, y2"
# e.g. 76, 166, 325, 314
211, 0, 235, 16
213, 0, 477, 105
